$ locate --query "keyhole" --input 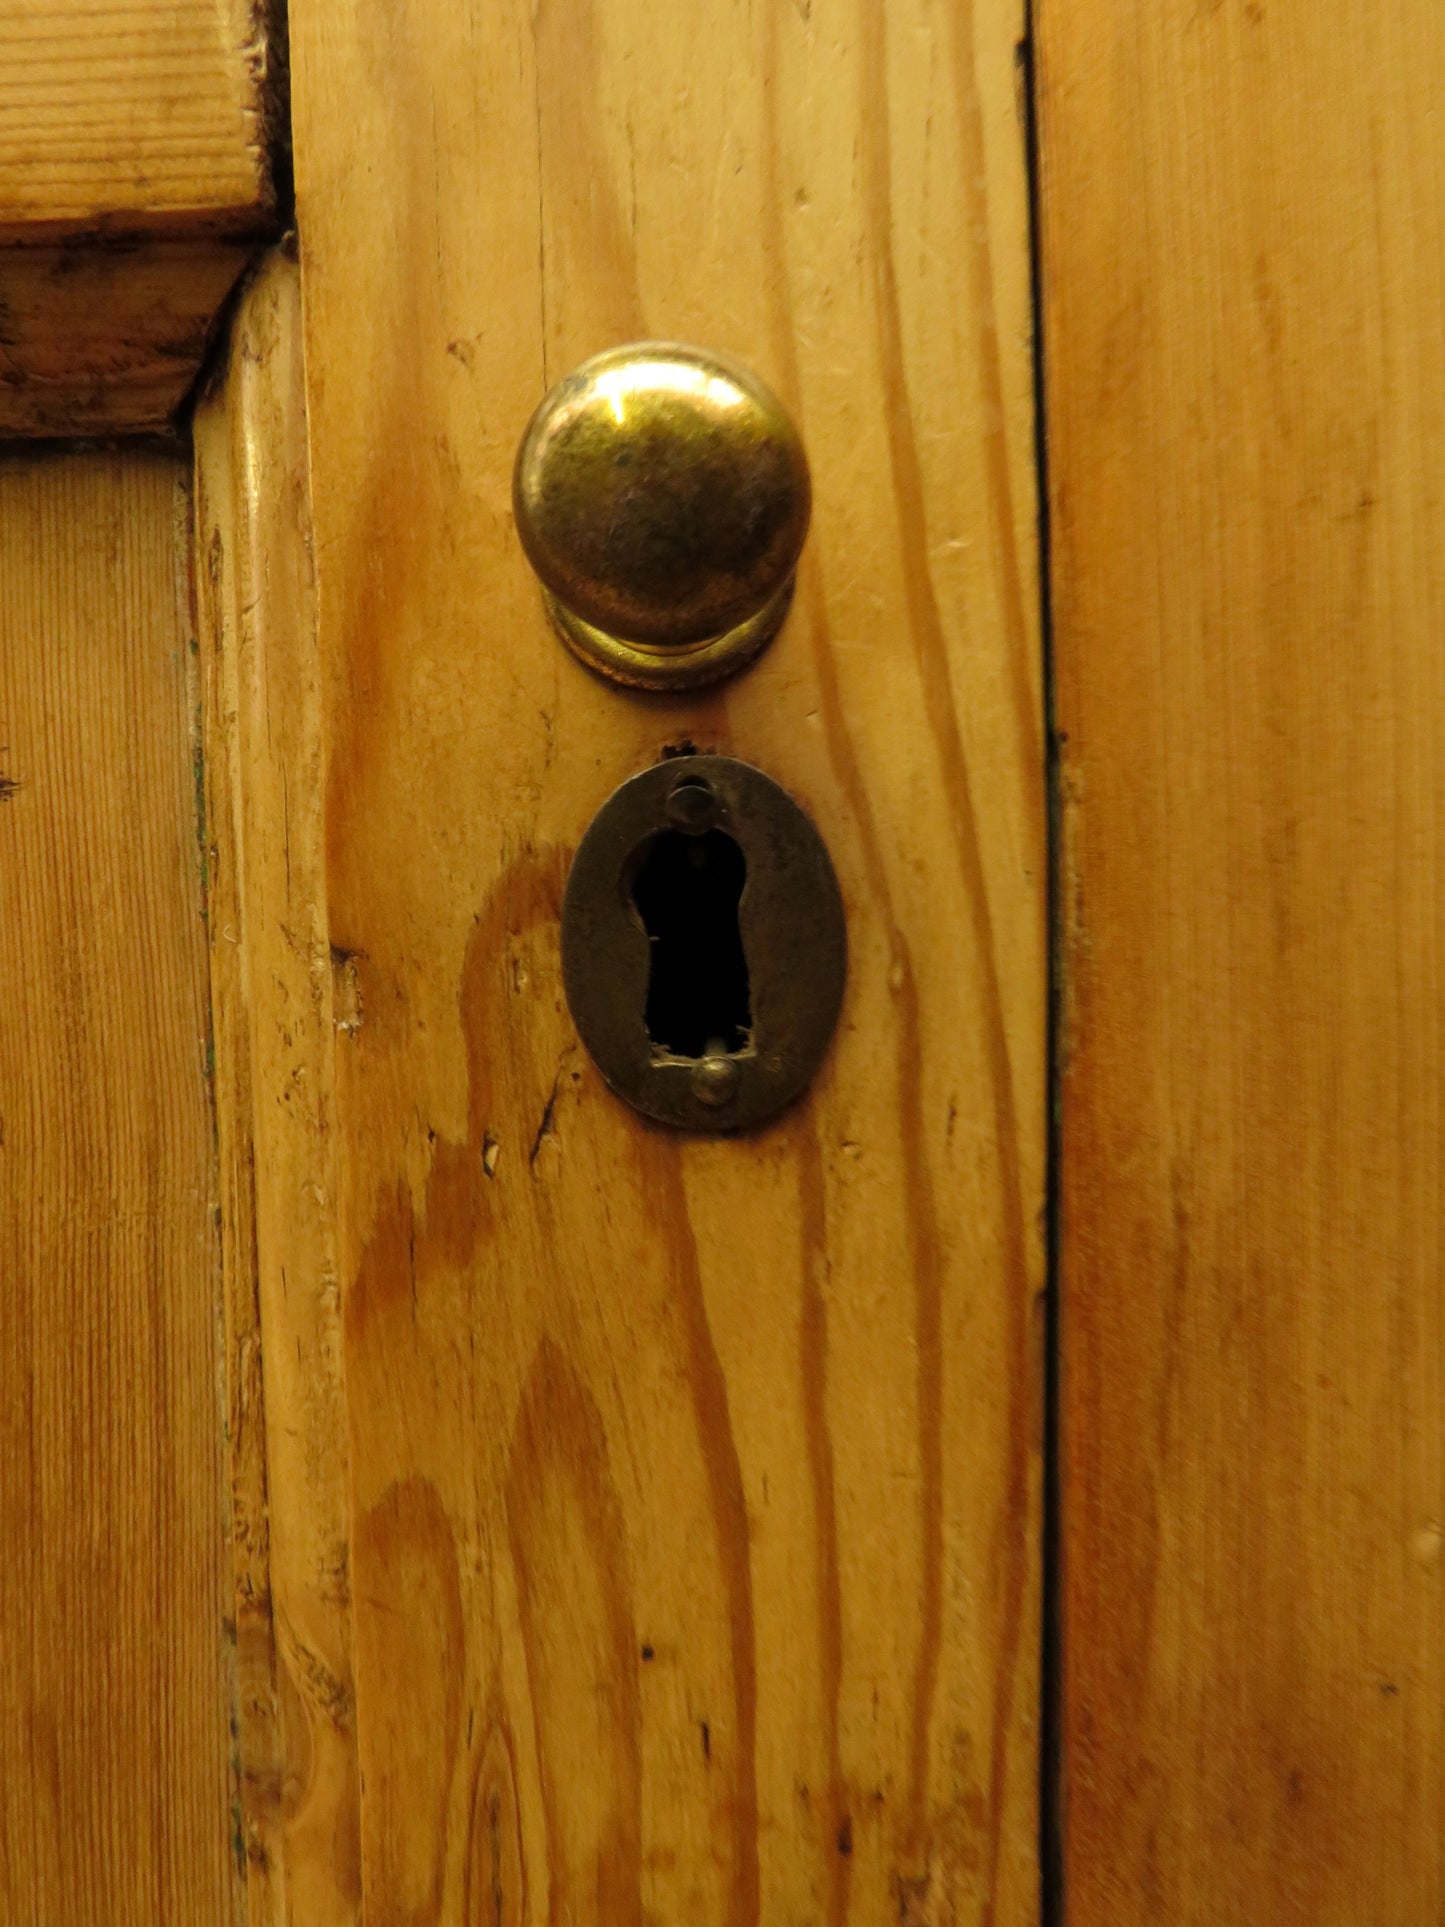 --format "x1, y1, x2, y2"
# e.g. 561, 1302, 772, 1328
630, 828, 751, 1058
